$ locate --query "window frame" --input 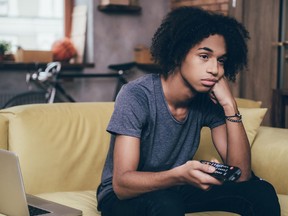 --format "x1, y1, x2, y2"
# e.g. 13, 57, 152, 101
65, 0, 74, 38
